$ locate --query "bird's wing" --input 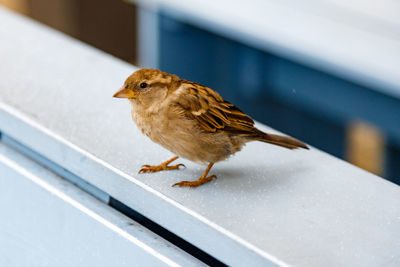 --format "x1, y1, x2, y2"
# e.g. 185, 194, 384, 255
174, 81, 255, 134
